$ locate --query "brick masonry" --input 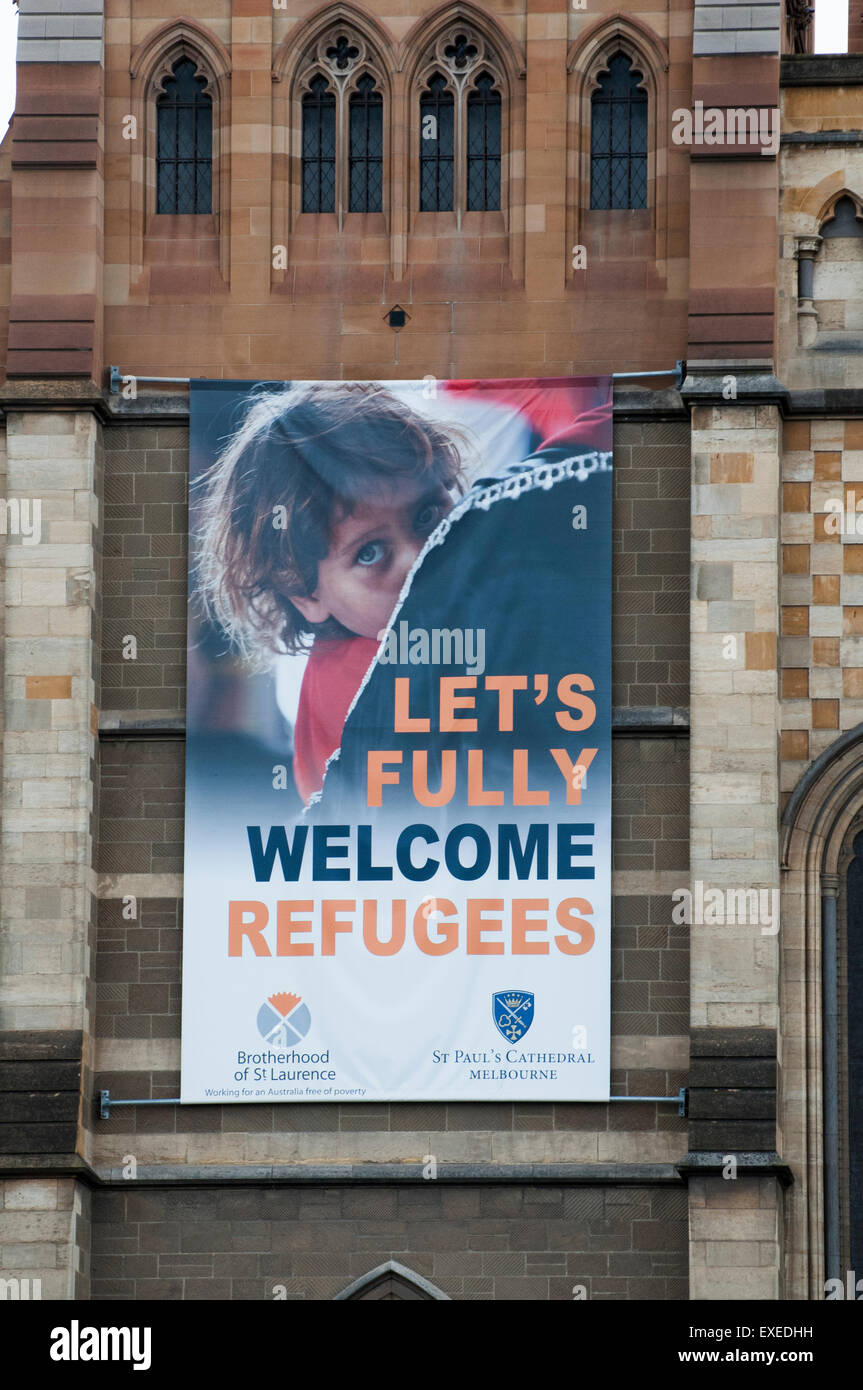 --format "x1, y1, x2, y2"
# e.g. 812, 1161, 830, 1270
0, 1030, 83, 1156
90, 1183, 688, 1301
101, 425, 188, 717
